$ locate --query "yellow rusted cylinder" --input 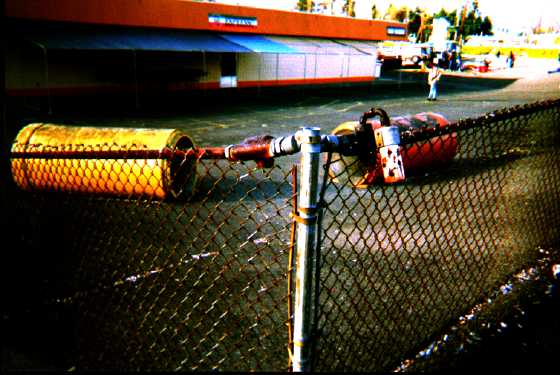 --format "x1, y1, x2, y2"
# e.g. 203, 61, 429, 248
11, 124, 197, 199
